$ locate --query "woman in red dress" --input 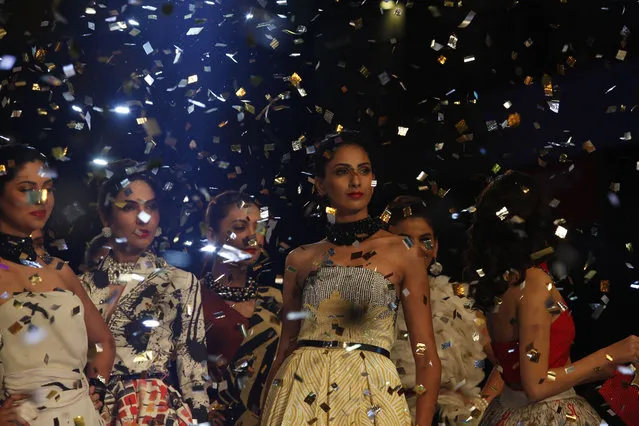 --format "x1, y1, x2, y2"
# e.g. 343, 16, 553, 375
200, 191, 282, 425
466, 171, 639, 425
